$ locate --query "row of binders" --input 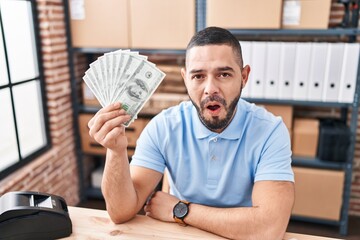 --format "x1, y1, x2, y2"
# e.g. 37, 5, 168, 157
240, 41, 360, 103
